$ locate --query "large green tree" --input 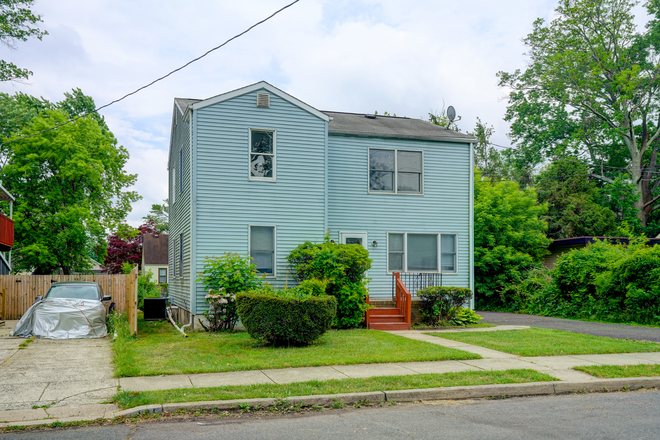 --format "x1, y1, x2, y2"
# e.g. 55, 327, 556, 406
536, 159, 618, 238
142, 199, 168, 233
1, 107, 139, 274
0, 0, 47, 81
474, 173, 551, 308
498, 0, 660, 230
